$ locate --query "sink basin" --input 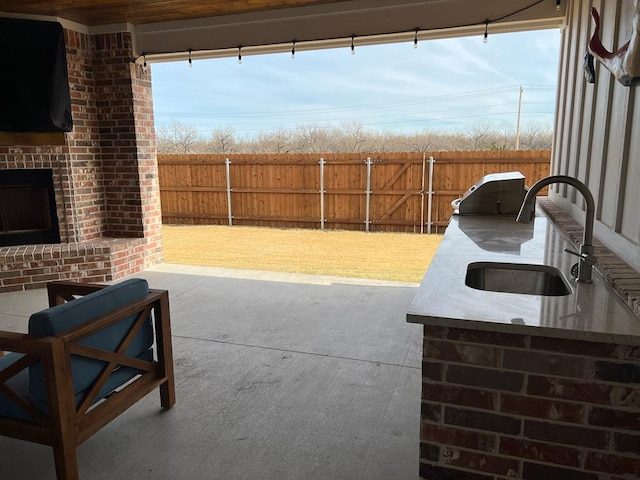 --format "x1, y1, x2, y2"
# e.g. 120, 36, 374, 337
465, 262, 572, 296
